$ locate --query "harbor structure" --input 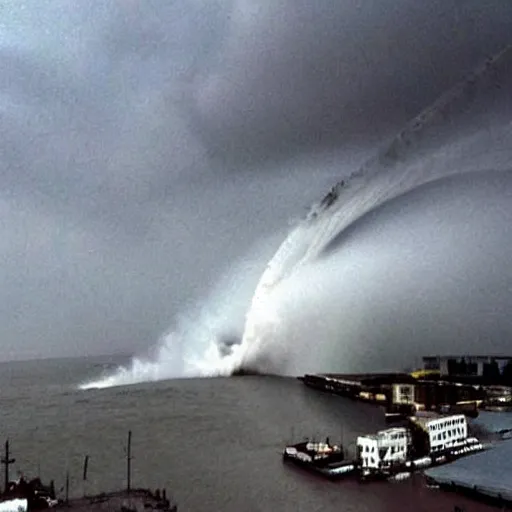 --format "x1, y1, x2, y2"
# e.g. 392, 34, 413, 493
283, 413, 484, 482
422, 355, 512, 384
282, 439, 356, 479
298, 353, 512, 416
408, 414, 470, 456
425, 440, 512, 508
0, 434, 177, 511
300, 372, 484, 417
356, 427, 410, 474
299, 373, 417, 405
